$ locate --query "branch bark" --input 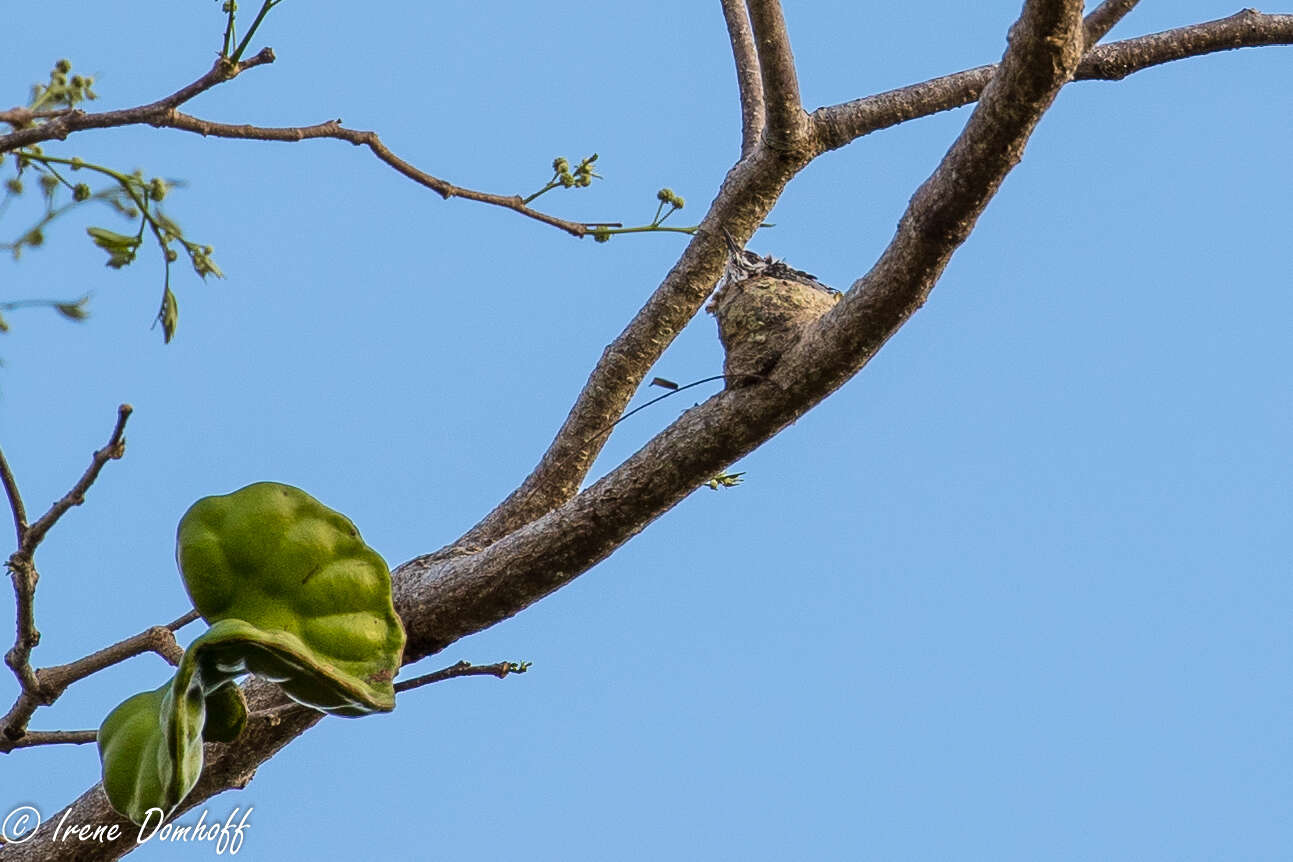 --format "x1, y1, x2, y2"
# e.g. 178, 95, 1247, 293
811, 10, 1293, 154
4, 6, 1291, 859
720, 0, 765, 158
745, 0, 809, 149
